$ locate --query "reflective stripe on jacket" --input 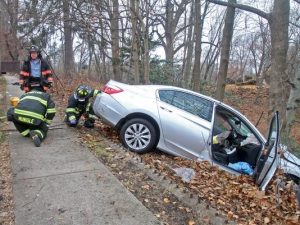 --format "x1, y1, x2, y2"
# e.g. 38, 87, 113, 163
65, 89, 100, 119
15, 90, 56, 125
19, 58, 53, 89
